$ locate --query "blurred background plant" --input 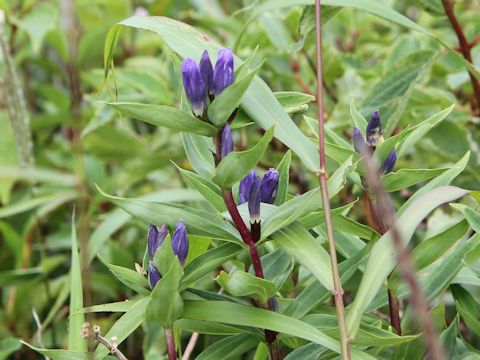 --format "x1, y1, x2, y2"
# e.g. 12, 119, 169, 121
0, 0, 479, 359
